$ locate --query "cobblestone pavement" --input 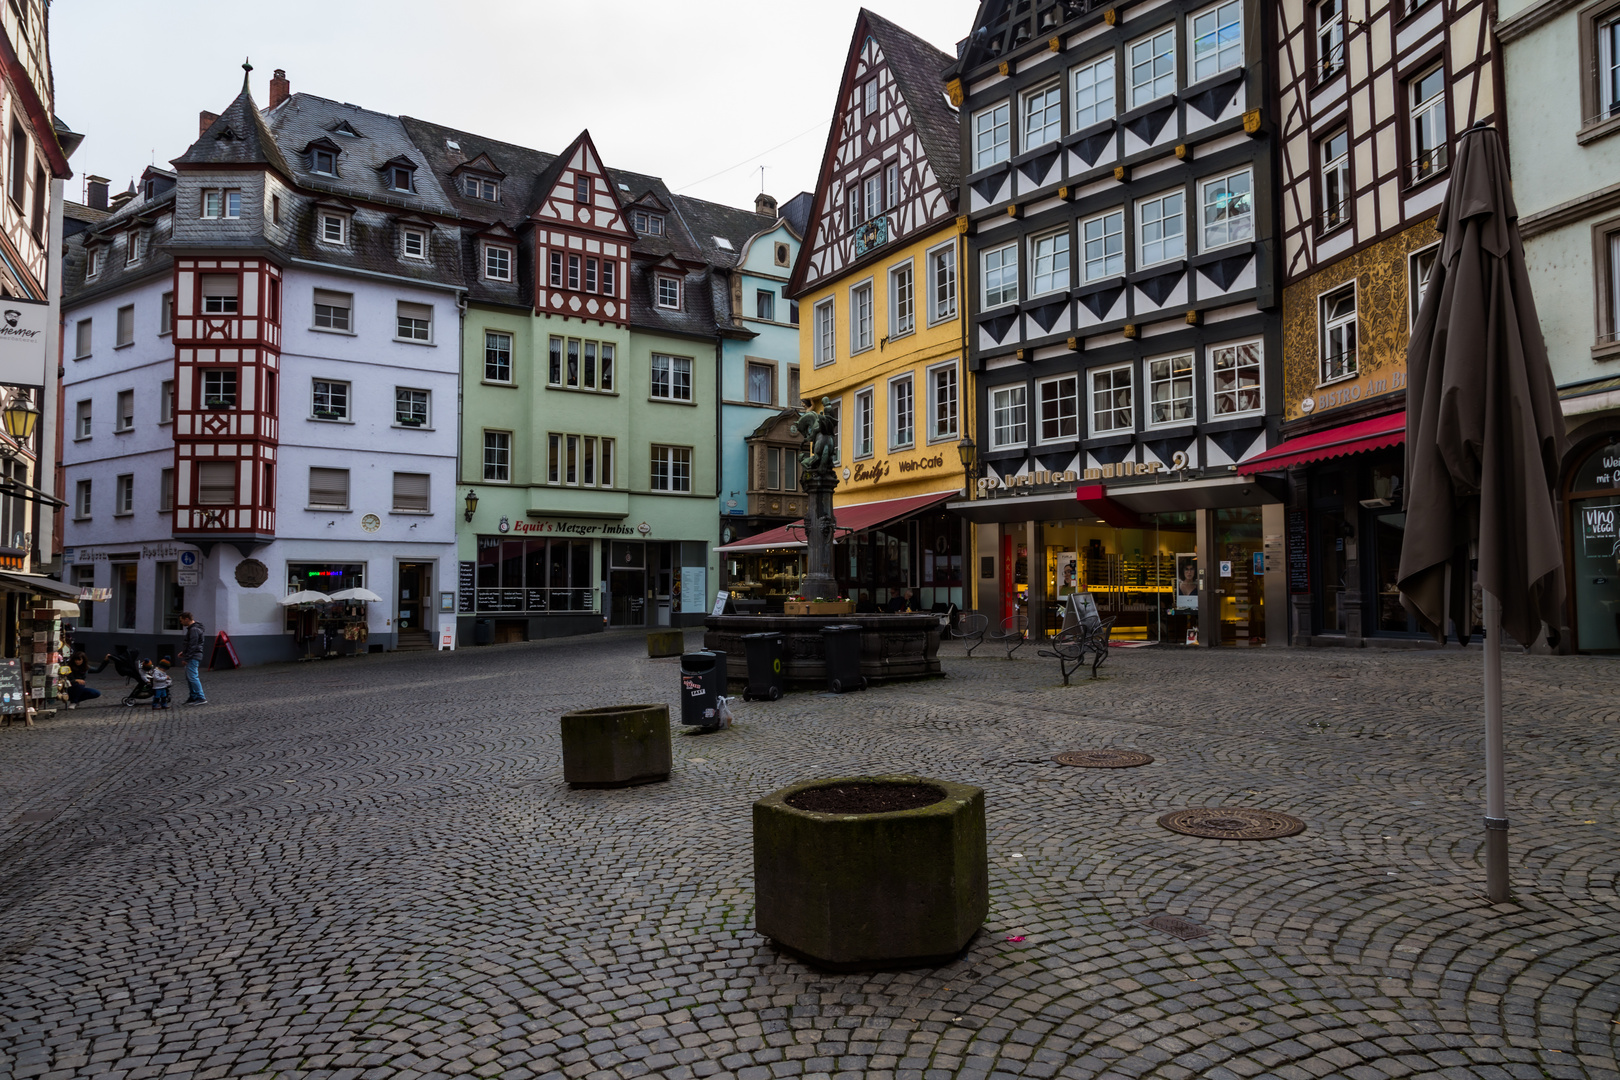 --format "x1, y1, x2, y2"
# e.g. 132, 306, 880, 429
0, 634, 1616, 1080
